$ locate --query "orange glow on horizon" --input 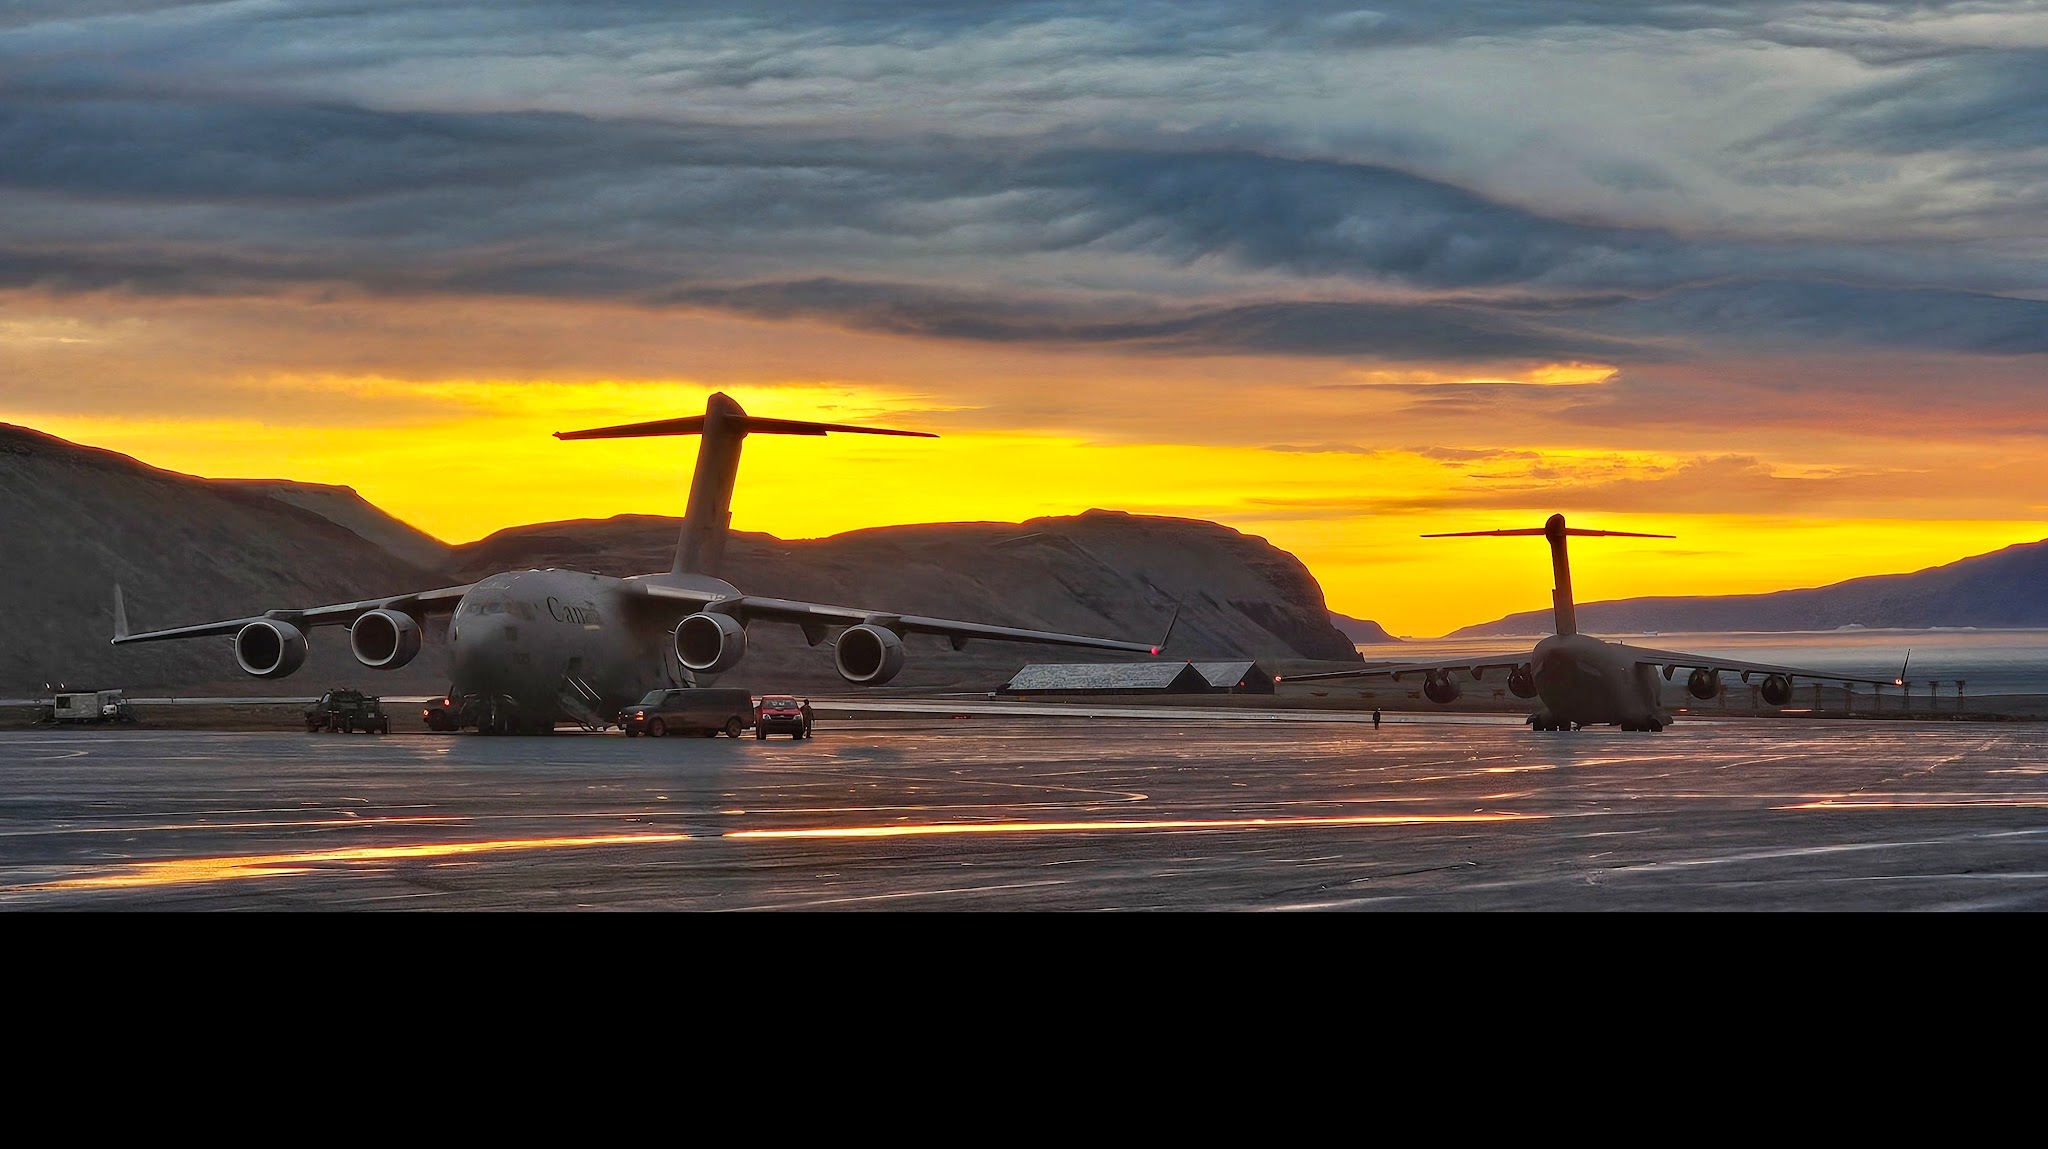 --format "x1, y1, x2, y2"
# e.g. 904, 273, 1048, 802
10, 280, 2048, 643
24, 382, 2048, 637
